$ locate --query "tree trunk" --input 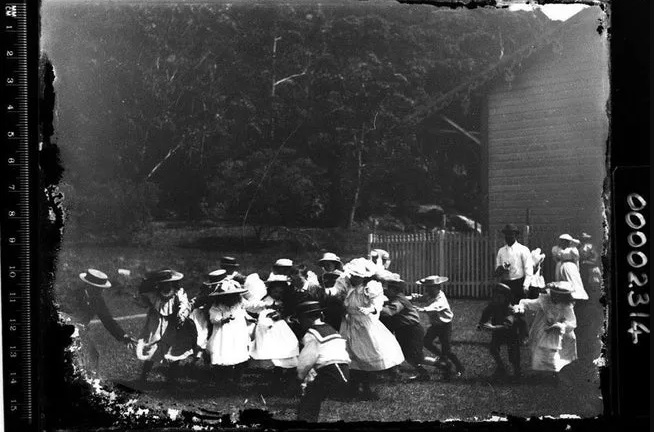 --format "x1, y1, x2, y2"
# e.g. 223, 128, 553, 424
347, 136, 364, 229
